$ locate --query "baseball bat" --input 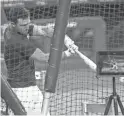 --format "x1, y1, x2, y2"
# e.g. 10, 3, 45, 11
75, 50, 97, 72
64, 35, 97, 72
